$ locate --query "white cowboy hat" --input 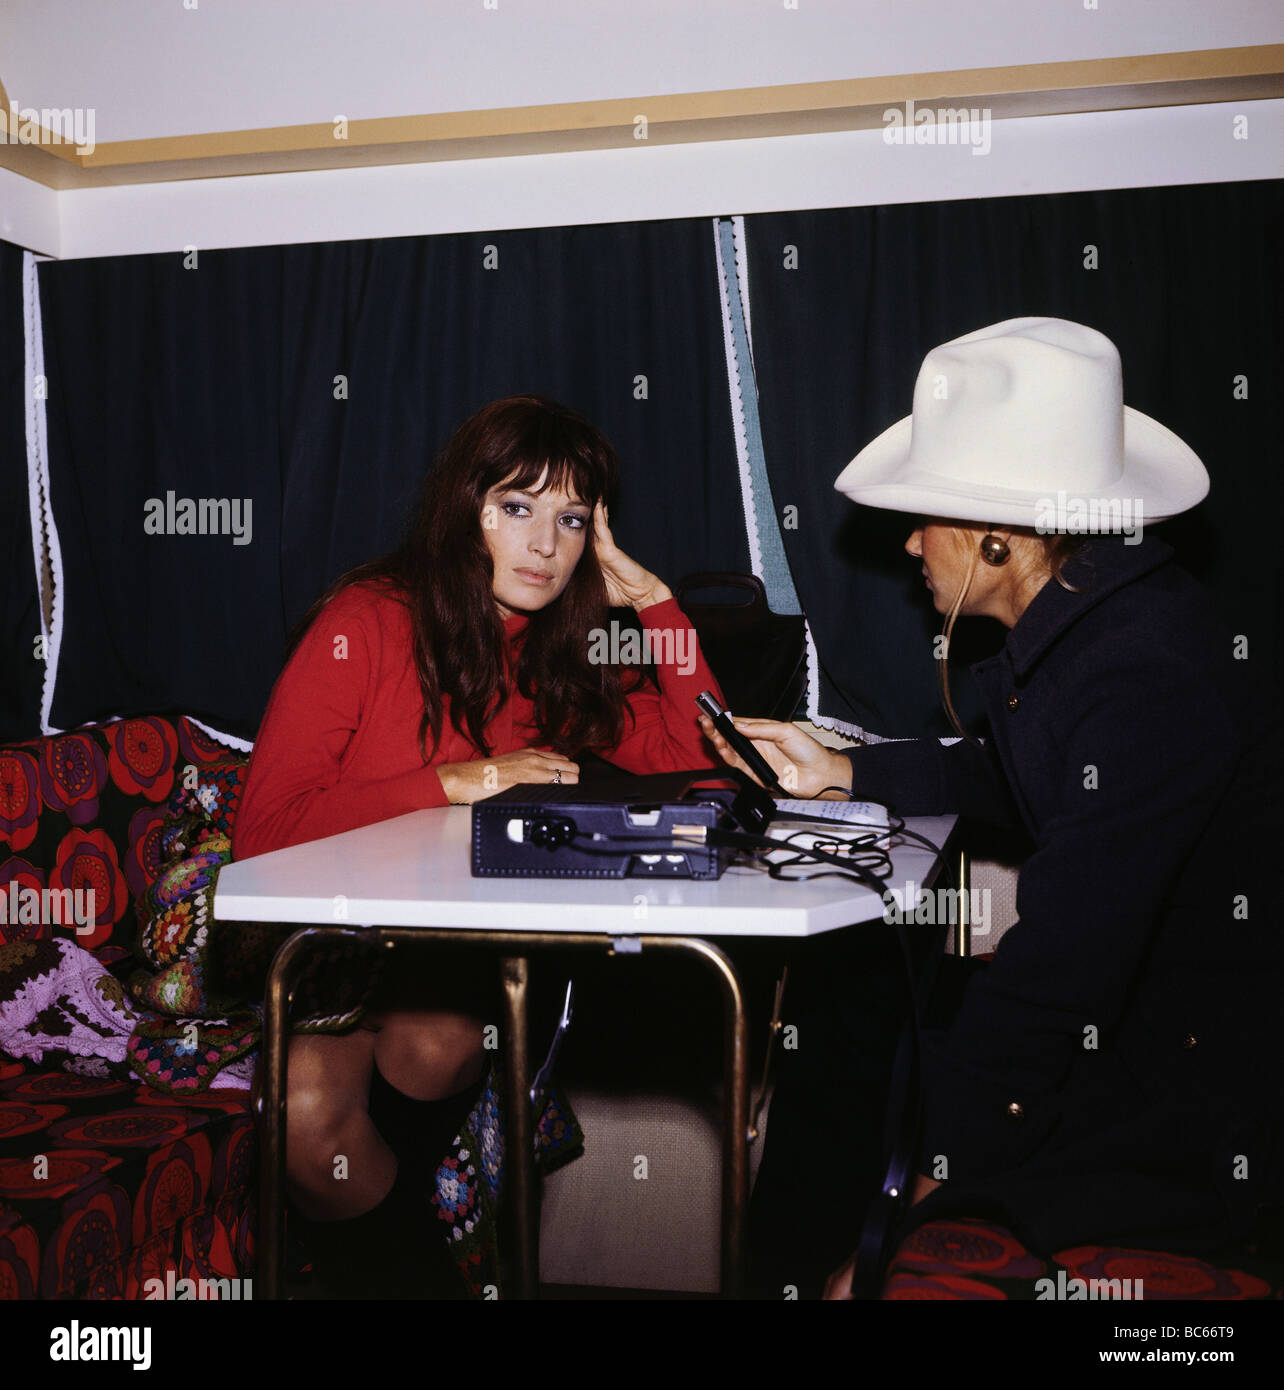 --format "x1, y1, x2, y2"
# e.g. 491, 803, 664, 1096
833, 317, 1208, 529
